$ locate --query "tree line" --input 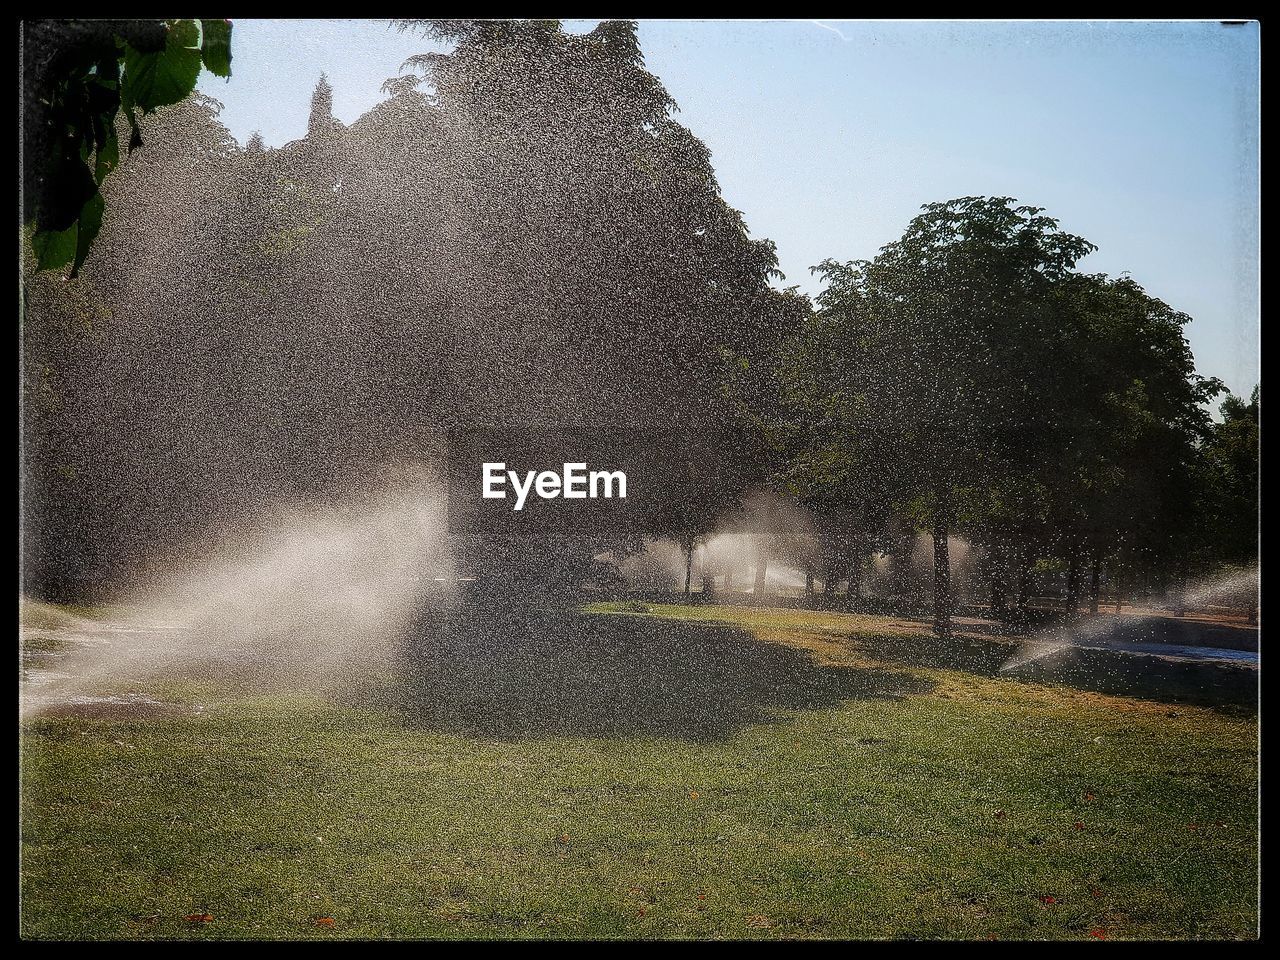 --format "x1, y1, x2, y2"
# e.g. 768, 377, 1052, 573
21, 19, 1258, 629
727, 198, 1256, 634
